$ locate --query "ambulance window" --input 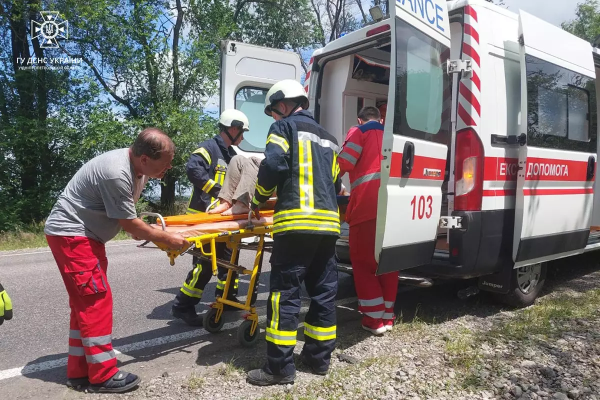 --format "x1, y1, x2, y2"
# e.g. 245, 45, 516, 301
406, 36, 444, 134
568, 86, 590, 142
393, 18, 450, 142
525, 55, 596, 152
235, 87, 271, 152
